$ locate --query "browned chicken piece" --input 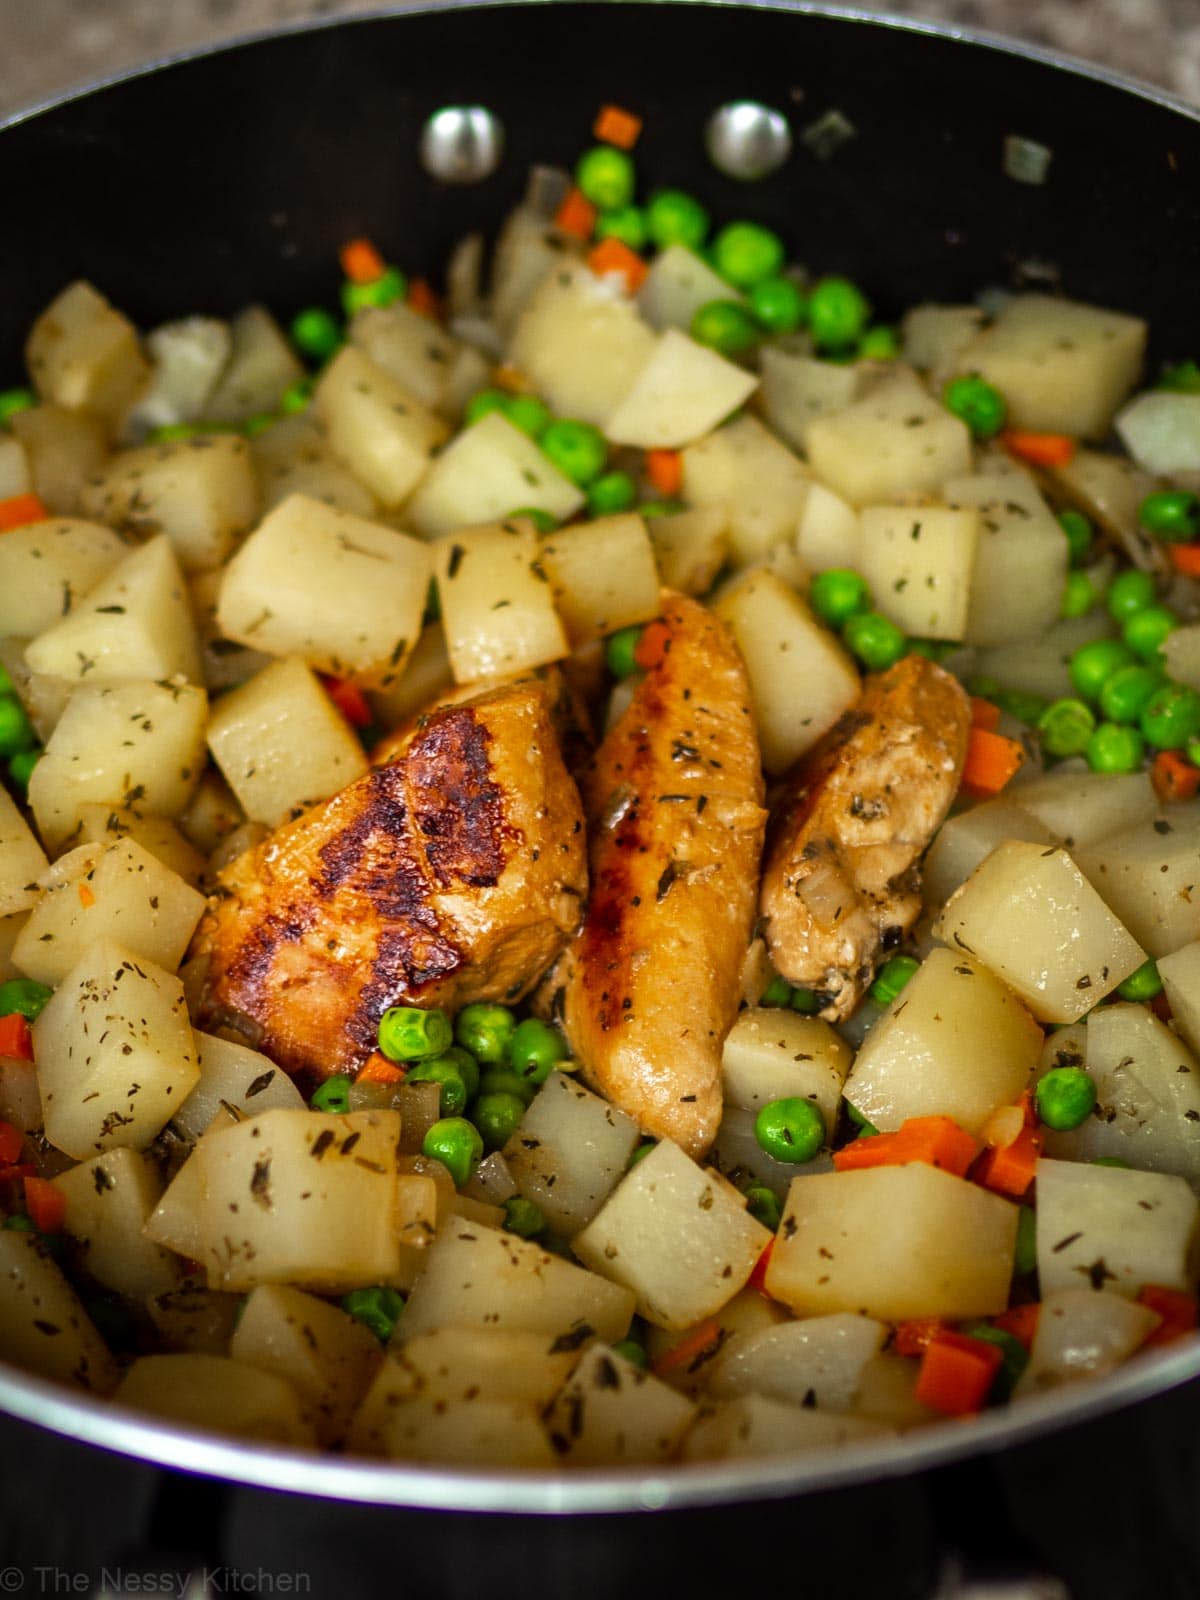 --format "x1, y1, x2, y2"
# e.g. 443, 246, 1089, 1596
550, 591, 767, 1158
759, 654, 970, 1021
192, 681, 587, 1082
